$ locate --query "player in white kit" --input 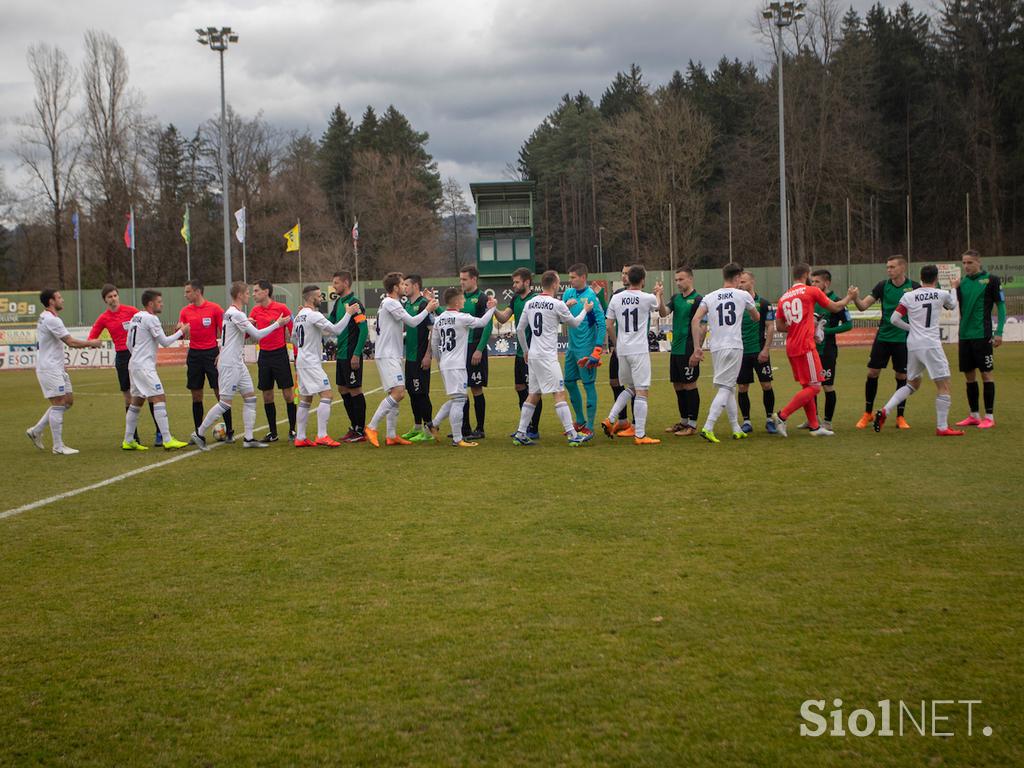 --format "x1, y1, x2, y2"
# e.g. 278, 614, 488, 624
873, 265, 964, 436
26, 289, 104, 455
689, 263, 759, 442
292, 284, 360, 447
191, 282, 290, 450
602, 264, 662, 444
425, 287, 497, 447
511, 269, 594, 447
364, 272, 439, 447
122, 290, 192, 451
